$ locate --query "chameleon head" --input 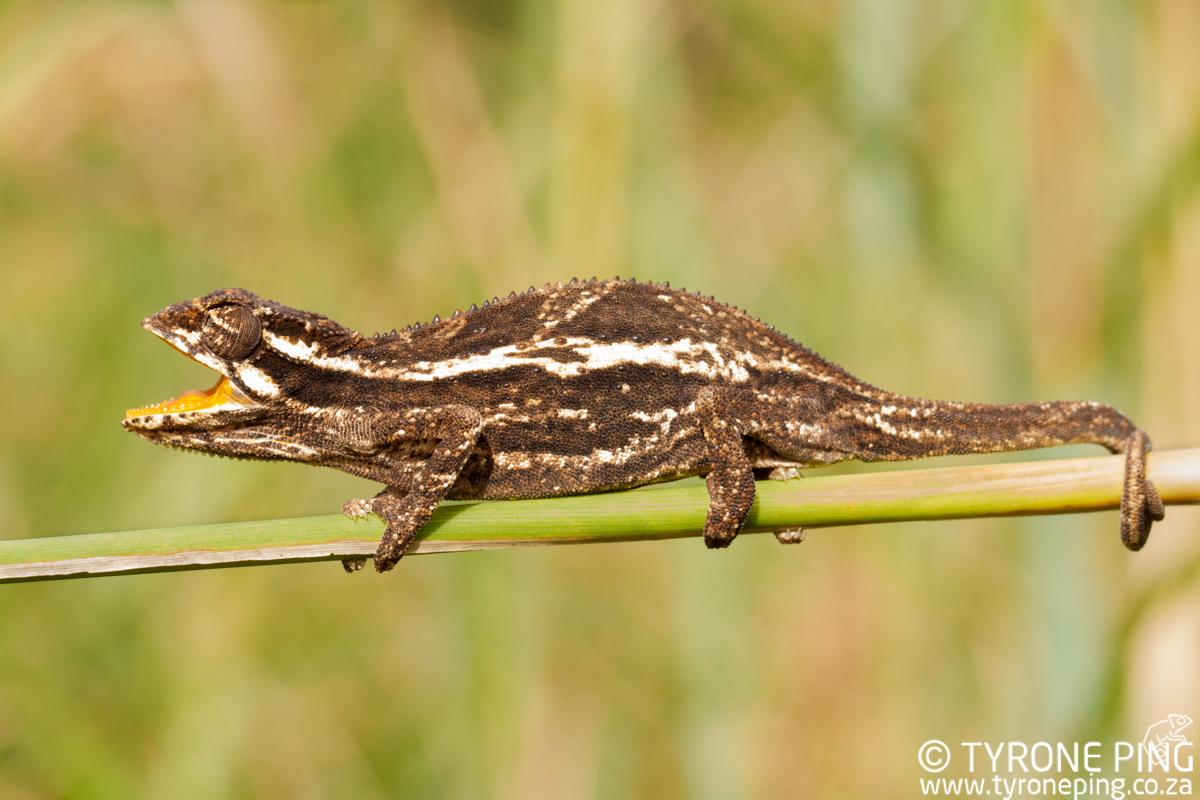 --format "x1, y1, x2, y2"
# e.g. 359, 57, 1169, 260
121, 287, 361, 461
